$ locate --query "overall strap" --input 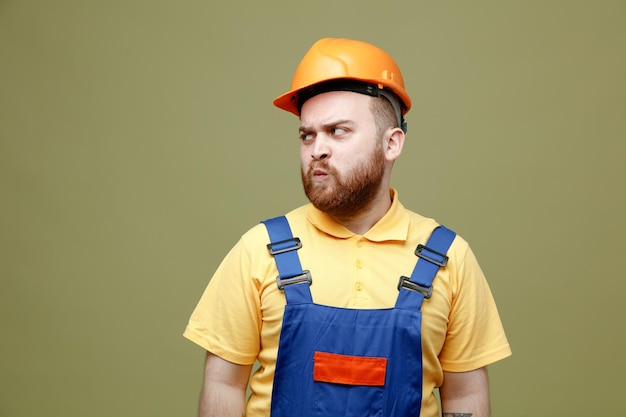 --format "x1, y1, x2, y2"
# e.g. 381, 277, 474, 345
395, 226, 456, 311
262, 216, 313, 304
